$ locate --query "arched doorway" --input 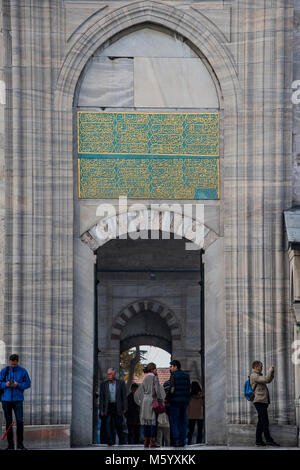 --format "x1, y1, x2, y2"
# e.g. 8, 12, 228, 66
96, 235, 203, 377
120, 309, 173, 355
116, 299, 178, 356
96, 234, 204, 444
